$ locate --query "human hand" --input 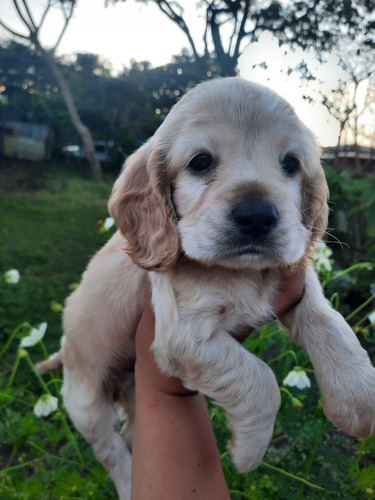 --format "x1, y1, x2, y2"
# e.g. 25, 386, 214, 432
135, 283, 195, 395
